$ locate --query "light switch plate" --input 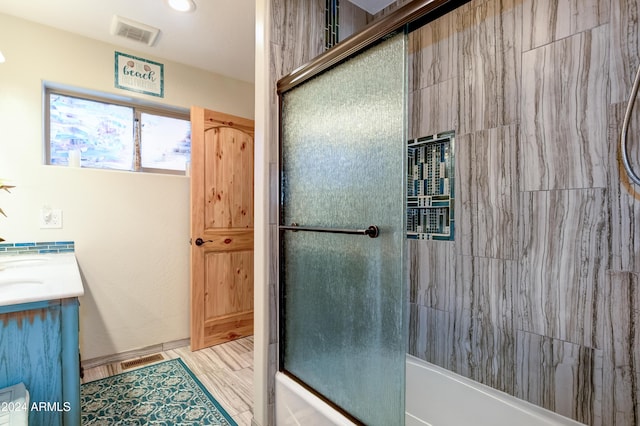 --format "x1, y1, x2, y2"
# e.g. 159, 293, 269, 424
40, 208, 62, 229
